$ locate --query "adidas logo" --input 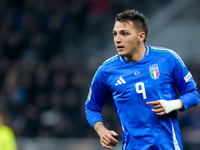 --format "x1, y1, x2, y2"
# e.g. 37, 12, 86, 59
115, 77, 126, 86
